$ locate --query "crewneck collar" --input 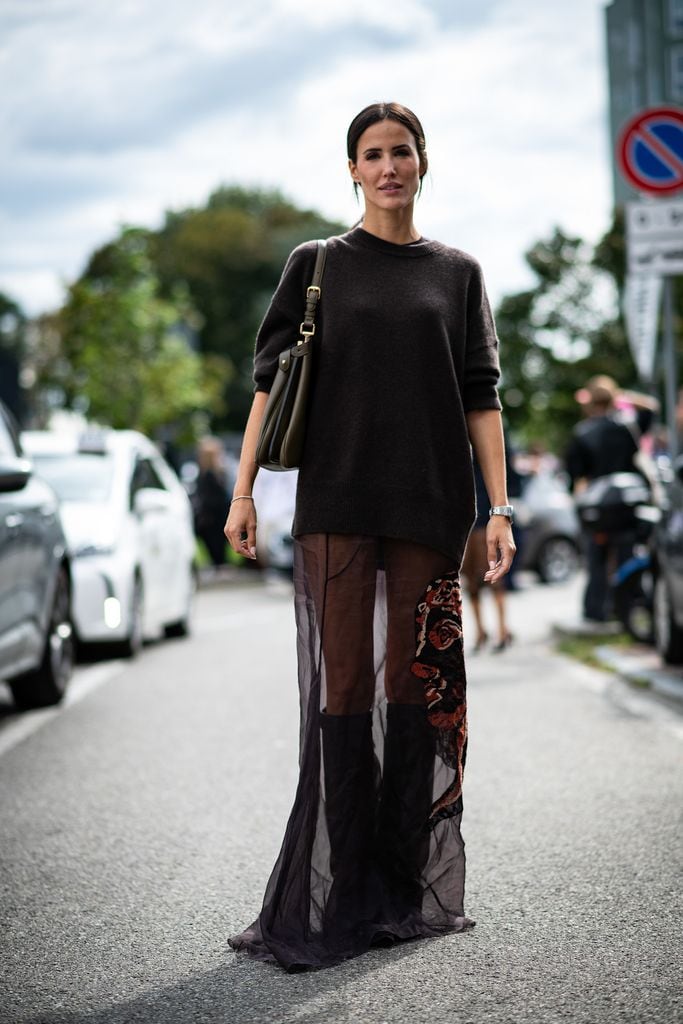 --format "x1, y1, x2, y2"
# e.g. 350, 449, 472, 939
347, 226, 437, 258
